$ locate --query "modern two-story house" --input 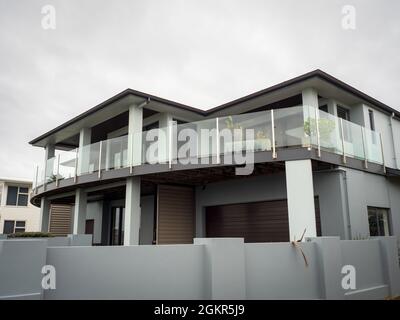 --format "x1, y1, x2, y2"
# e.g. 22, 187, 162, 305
0, 178, 40, 235
29, 70, 400, 246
